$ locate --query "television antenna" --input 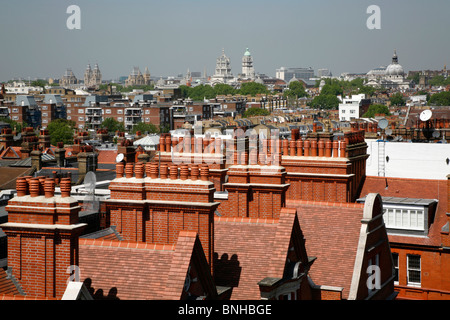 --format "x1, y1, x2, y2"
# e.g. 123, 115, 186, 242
82, 171, 99, 212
